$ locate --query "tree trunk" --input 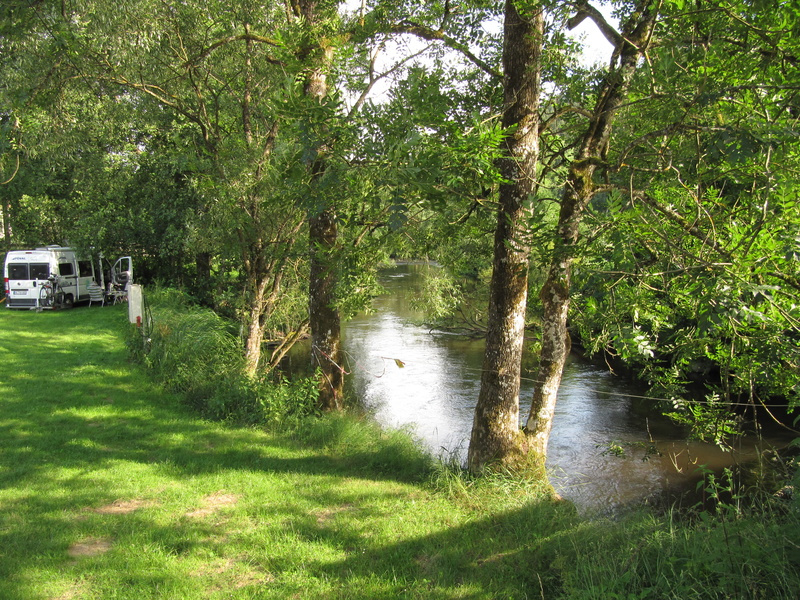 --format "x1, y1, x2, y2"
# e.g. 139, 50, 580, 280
240, 28, 272, 378
194, 251, 212, 305
524, 170, 587, 456
524, 0, 659, 457
243, 271, 269, 375
467, 1, 543, 474
296, 0, 344, 410
309, 207, 344, 410
240, 228, 299, 377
